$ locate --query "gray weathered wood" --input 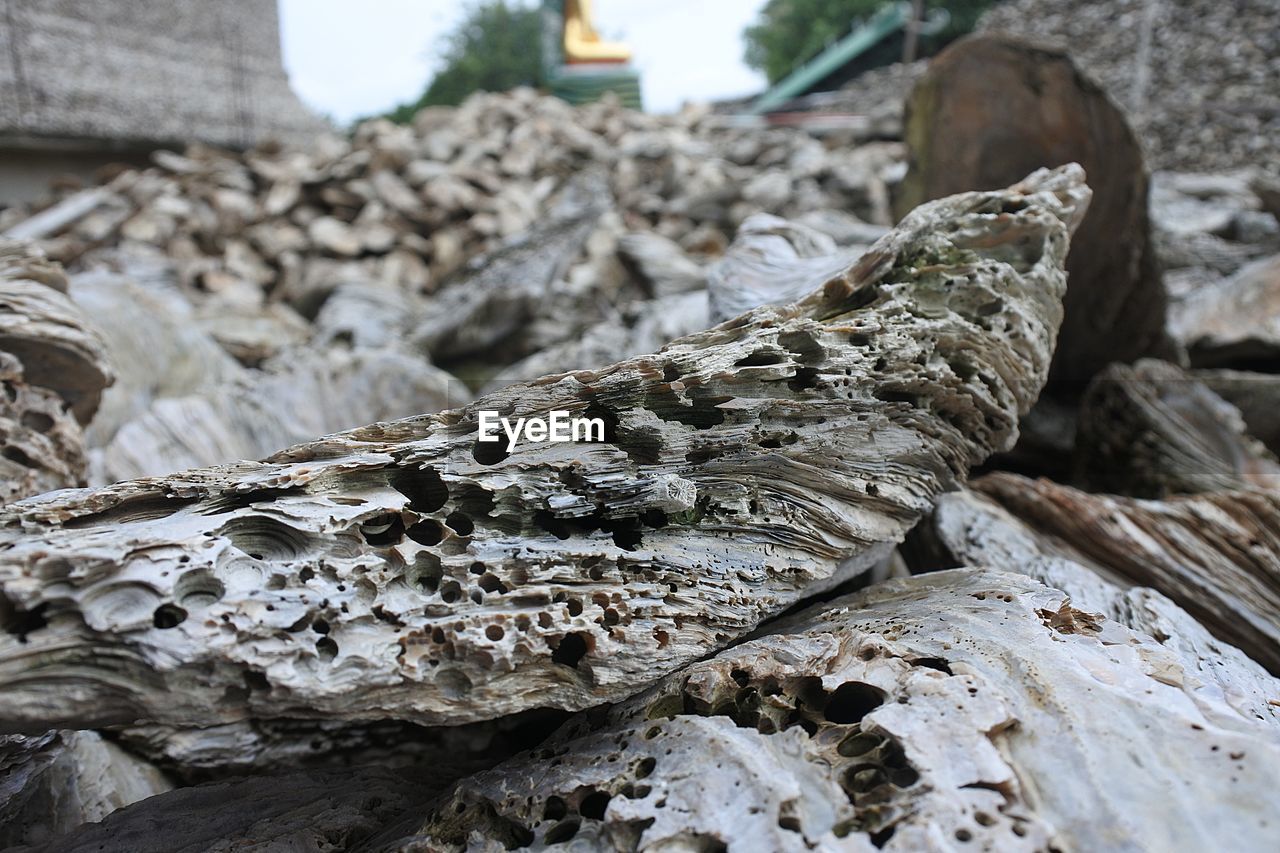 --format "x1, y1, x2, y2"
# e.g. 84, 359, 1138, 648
0, 166, 1085, 731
